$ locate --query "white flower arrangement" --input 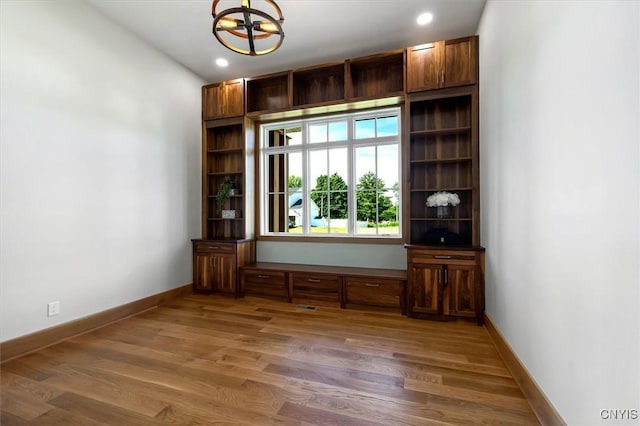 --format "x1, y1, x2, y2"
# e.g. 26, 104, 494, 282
426, 191, 460, 207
